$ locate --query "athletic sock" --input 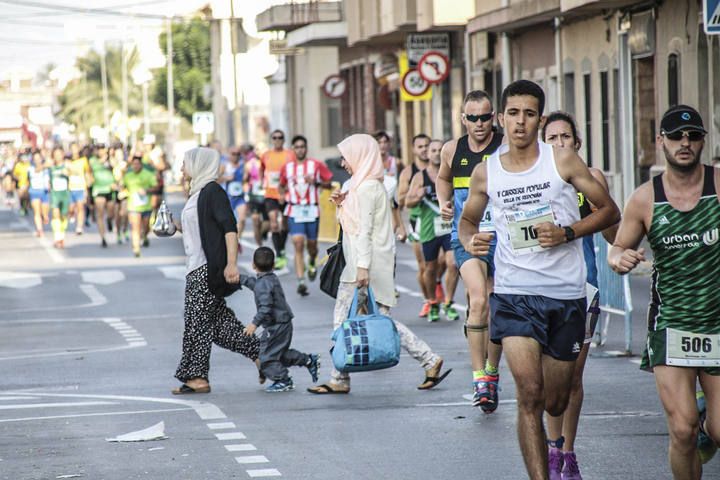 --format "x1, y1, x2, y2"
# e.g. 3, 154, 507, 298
473, 369, 486, 382
271, 232, 282, 256
279, 229, 288, 250
547, 436, 564, 449
484, 361, 498, 376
